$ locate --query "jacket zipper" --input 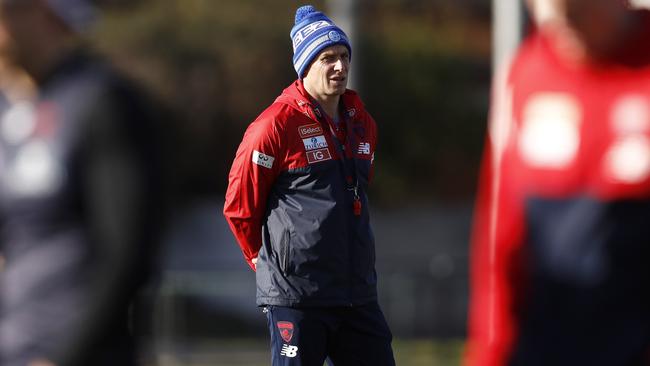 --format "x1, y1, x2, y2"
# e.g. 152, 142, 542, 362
279, 229, 290, 275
